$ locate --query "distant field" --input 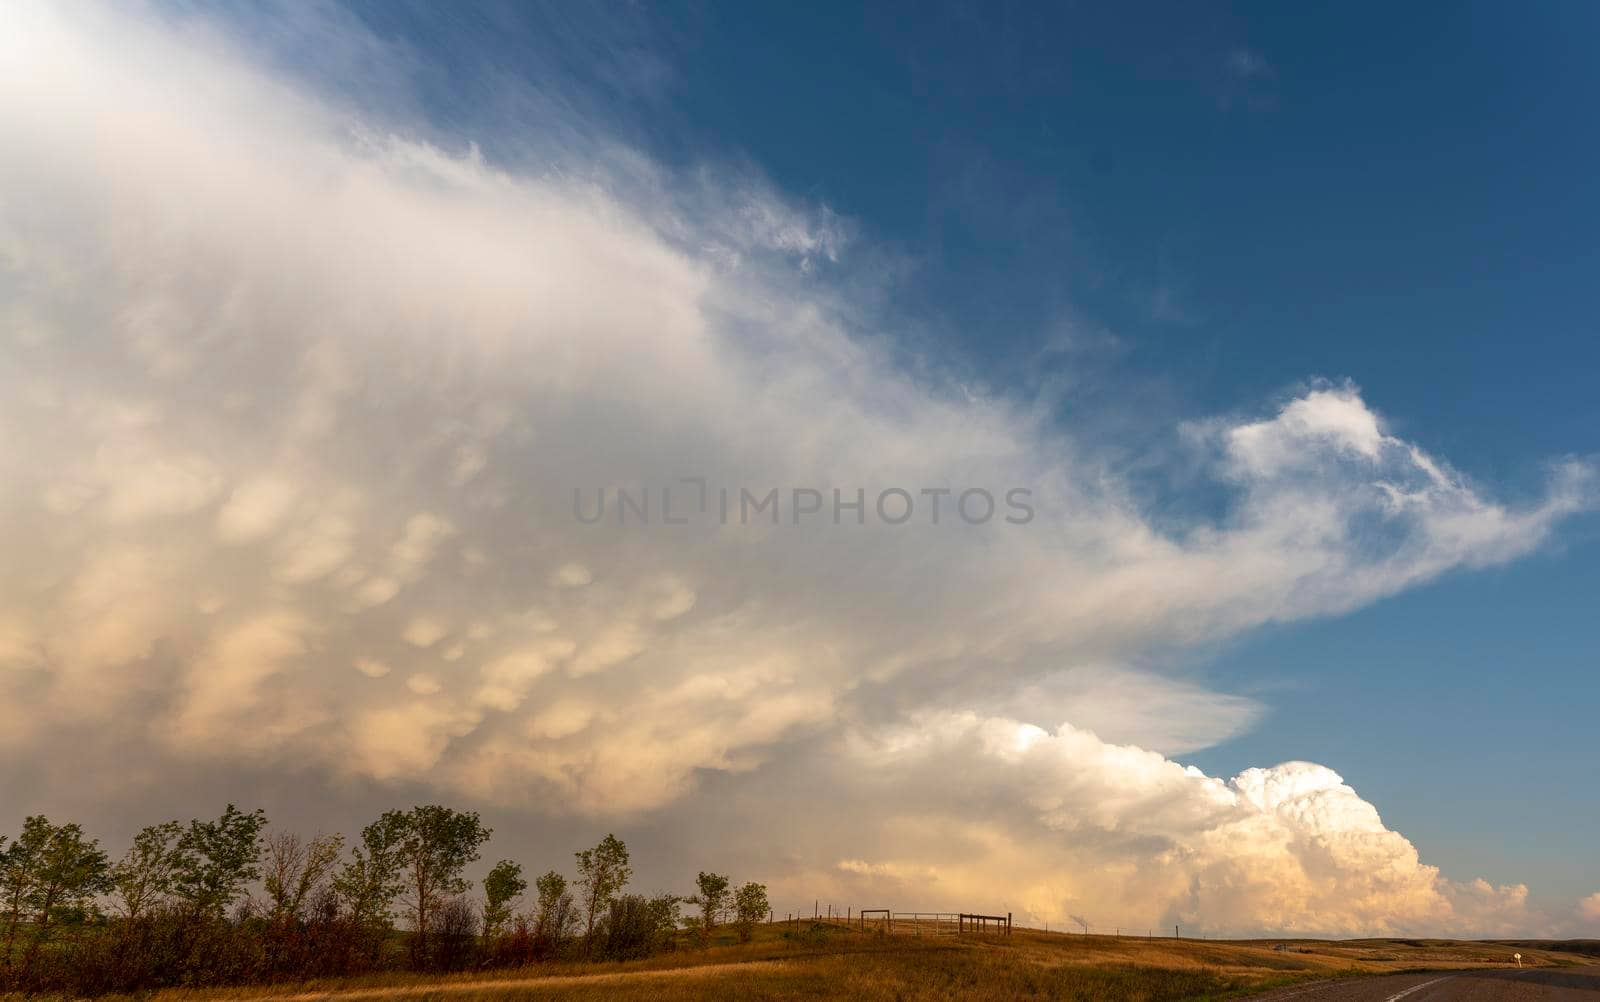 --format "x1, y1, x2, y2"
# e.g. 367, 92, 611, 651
76, 925, 1591, 1002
